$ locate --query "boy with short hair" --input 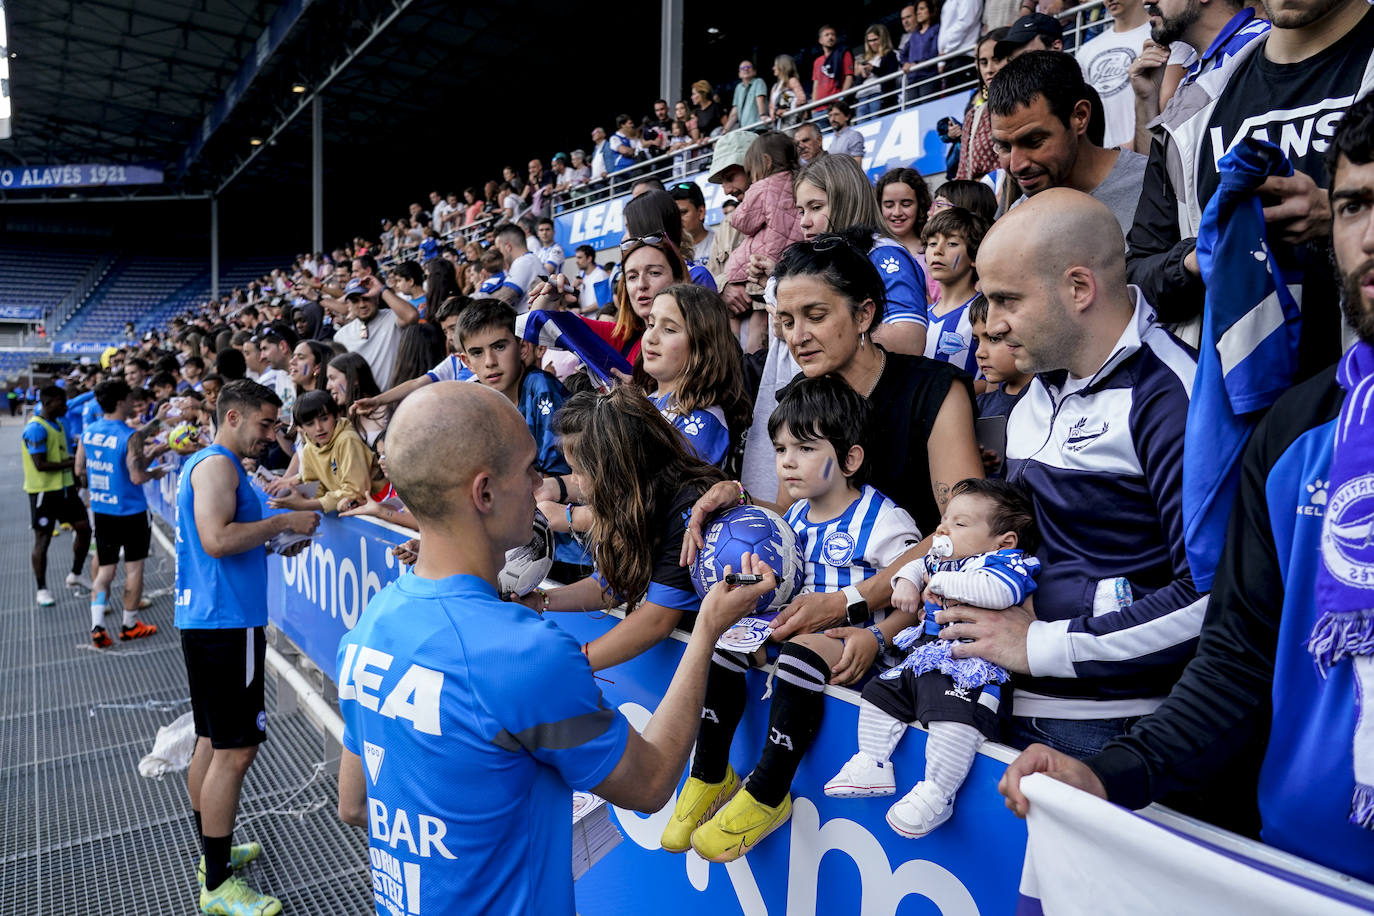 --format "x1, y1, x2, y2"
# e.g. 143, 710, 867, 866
477, 249, 521, 304
458, 299, 586, 571
969, 295, 1034, 477
670, 375, 922, 862
825, 478, 1040, 840
970, 295, 1033, 420
922, 207, 991, 377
